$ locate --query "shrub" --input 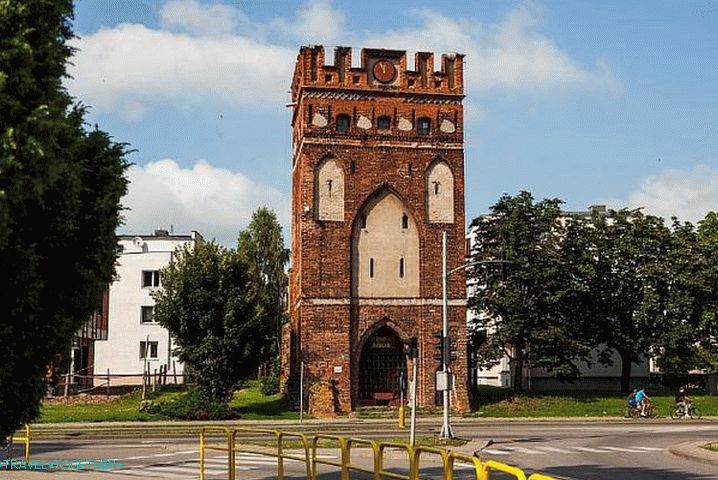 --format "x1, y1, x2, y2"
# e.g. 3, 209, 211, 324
260, 360, 281, 396
149, 388, 236, 420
